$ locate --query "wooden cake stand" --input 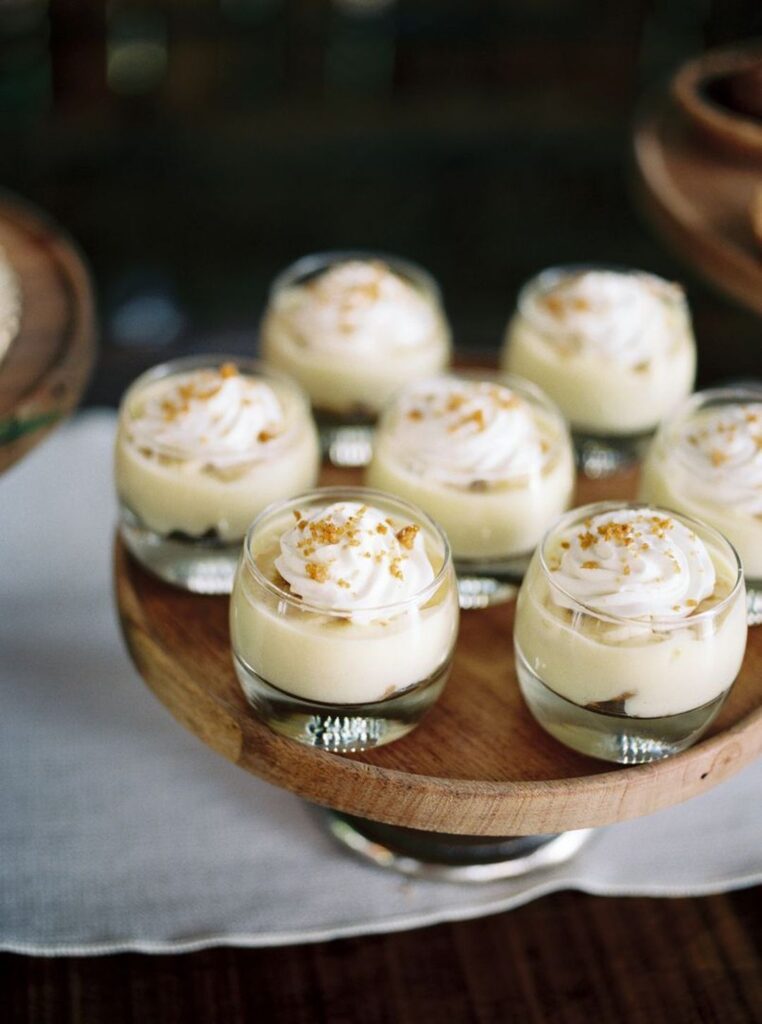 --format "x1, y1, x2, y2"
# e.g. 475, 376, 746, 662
0, 193, 96, 474
115, 461, 762, 879
633, 92, 762, 318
